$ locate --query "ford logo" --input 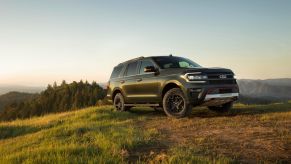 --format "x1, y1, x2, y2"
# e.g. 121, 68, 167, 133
219, 74, 227, 79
